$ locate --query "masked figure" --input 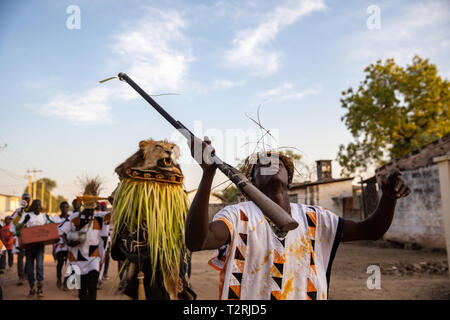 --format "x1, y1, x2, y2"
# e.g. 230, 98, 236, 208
111, 139, 195, 300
